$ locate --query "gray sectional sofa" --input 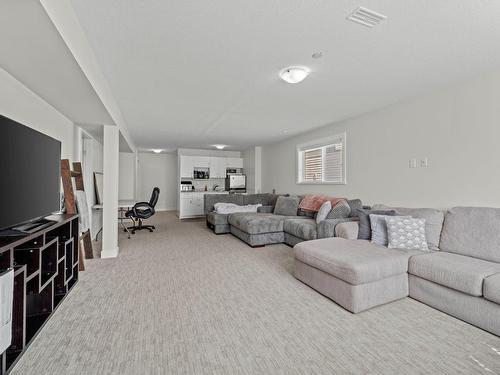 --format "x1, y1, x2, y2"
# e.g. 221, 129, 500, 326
294, 206, 500, 337
204, 193, 361, 247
